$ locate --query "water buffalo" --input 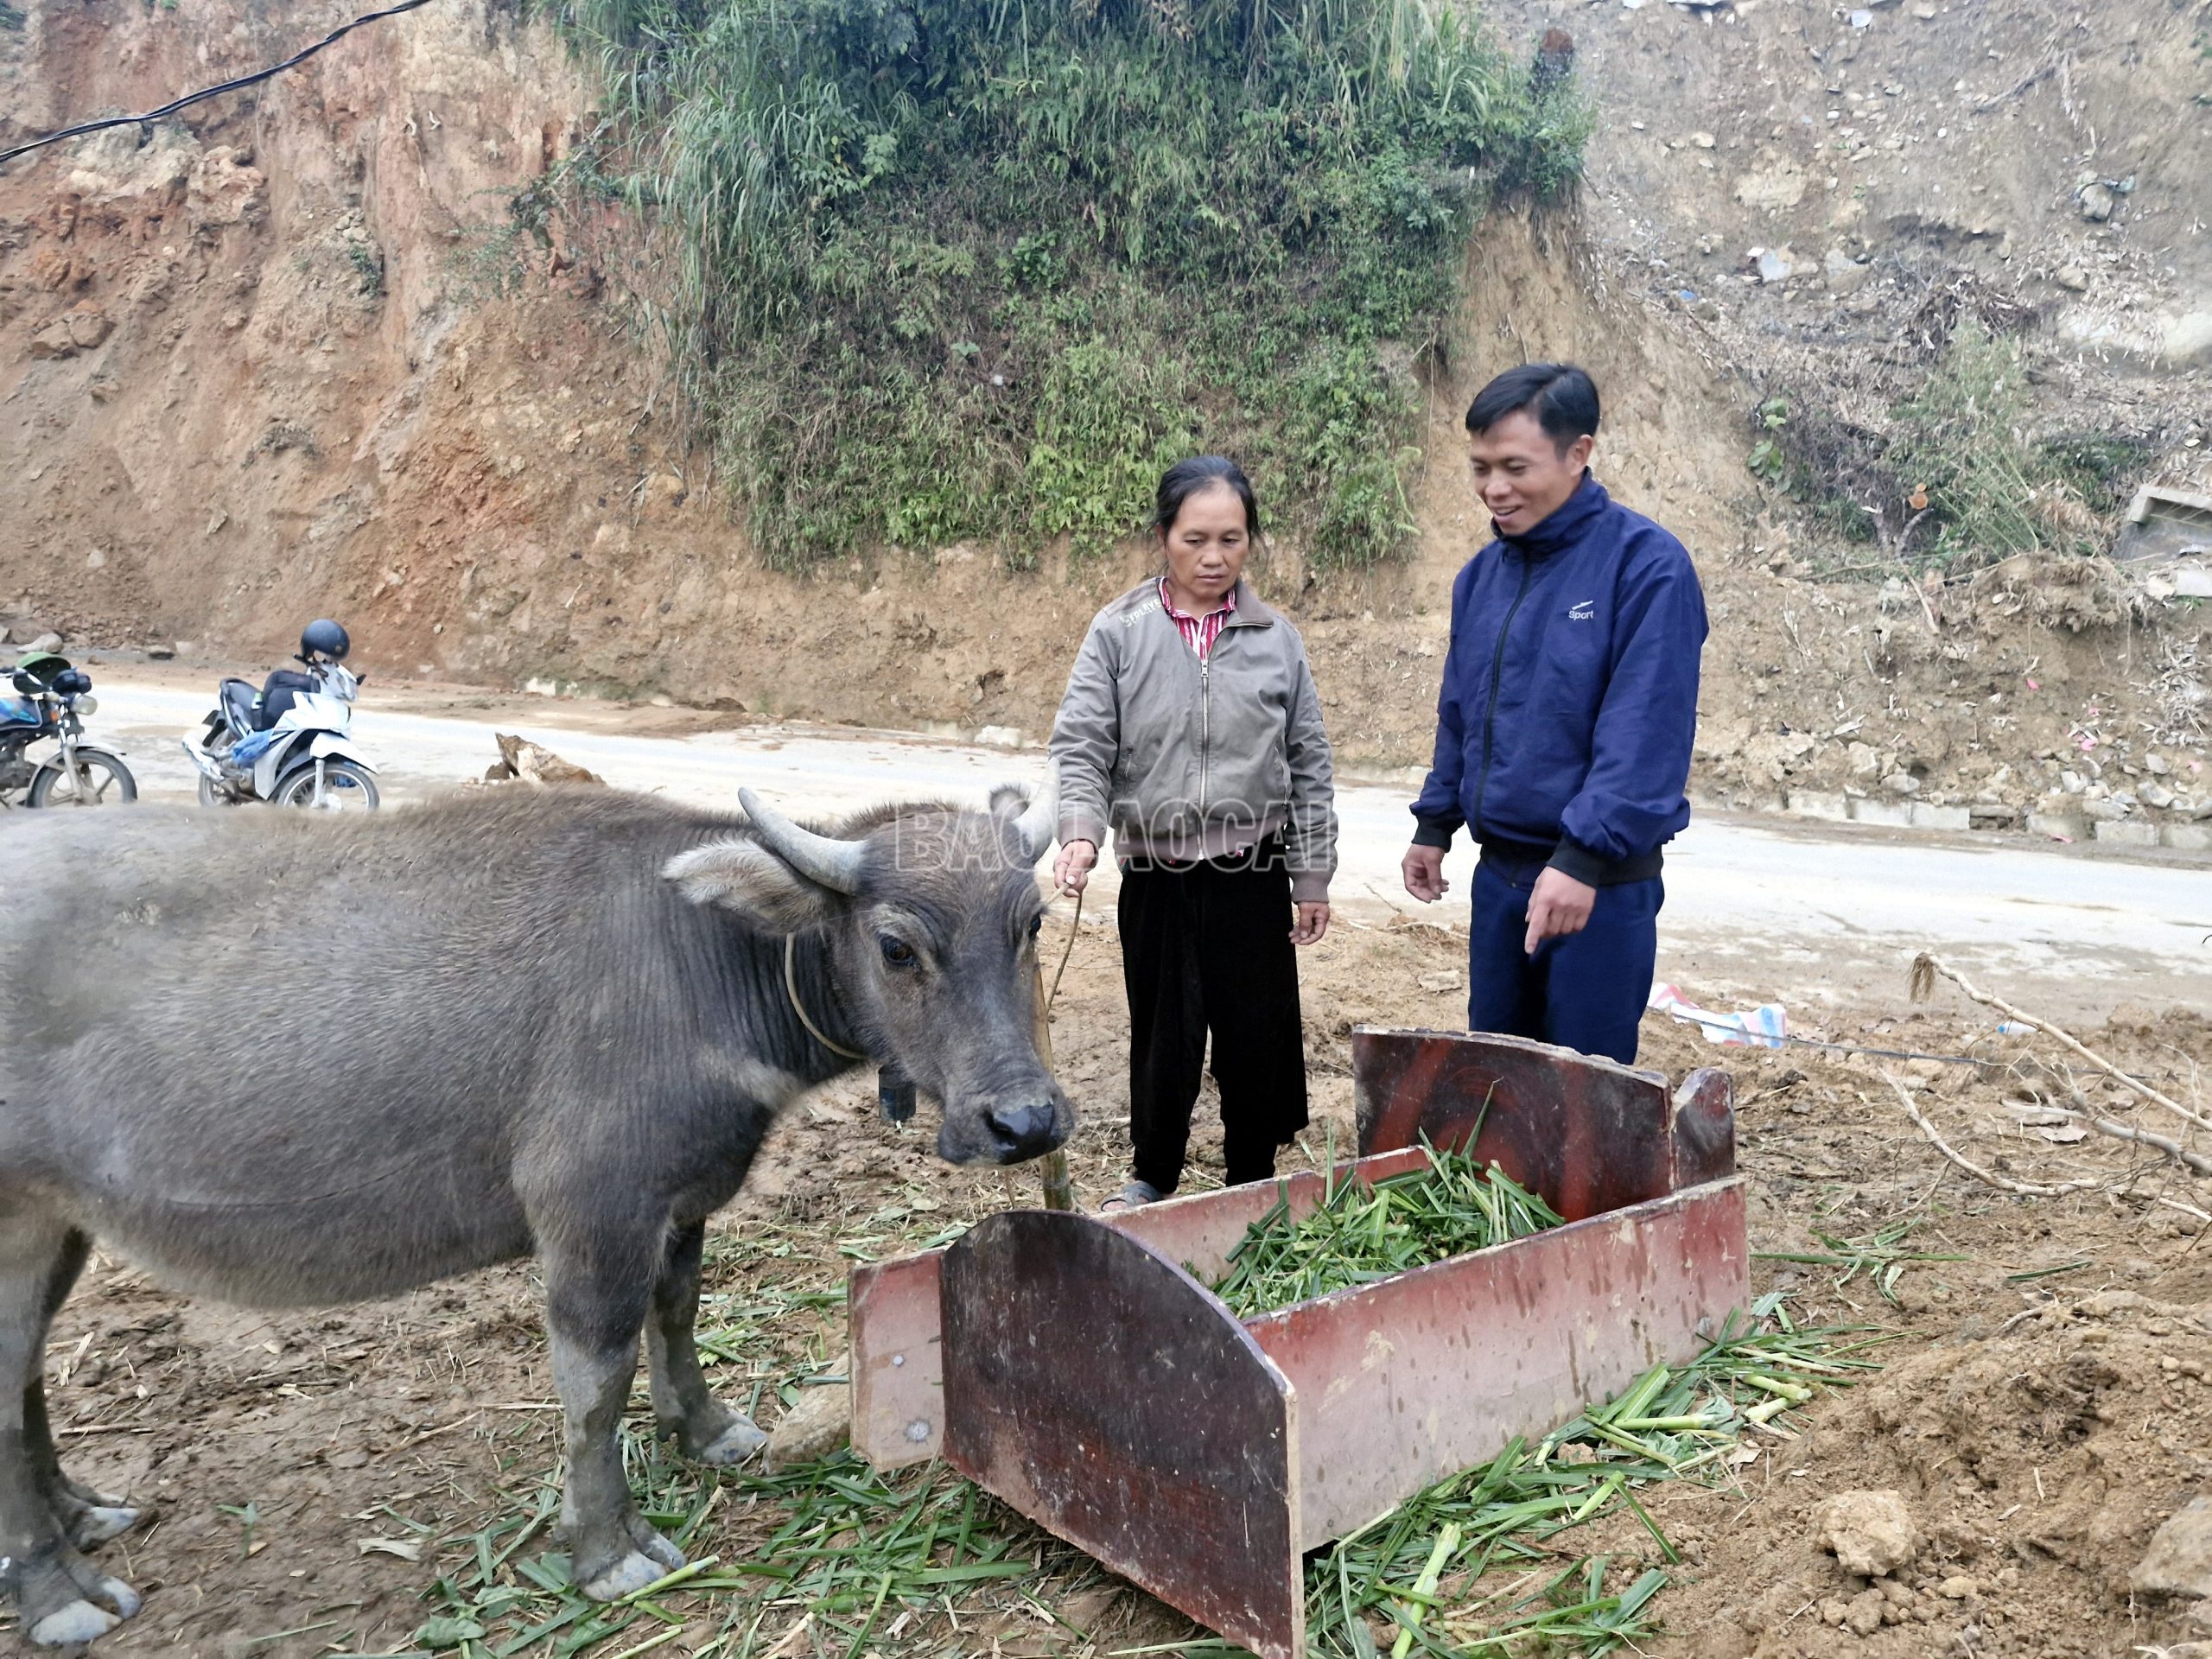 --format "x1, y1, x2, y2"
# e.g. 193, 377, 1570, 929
0, 781, 1069, 1646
